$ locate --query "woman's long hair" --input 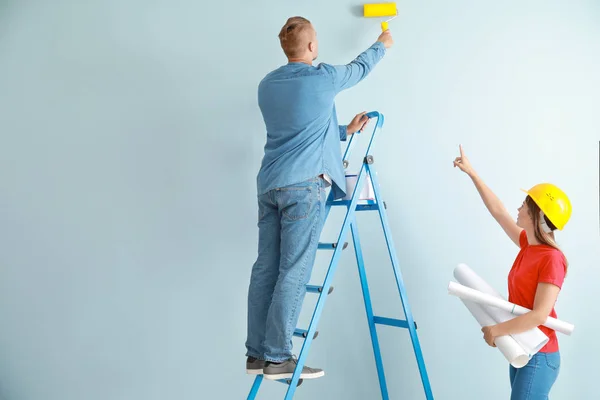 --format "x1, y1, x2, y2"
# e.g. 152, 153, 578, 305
525, 195, 569, 273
